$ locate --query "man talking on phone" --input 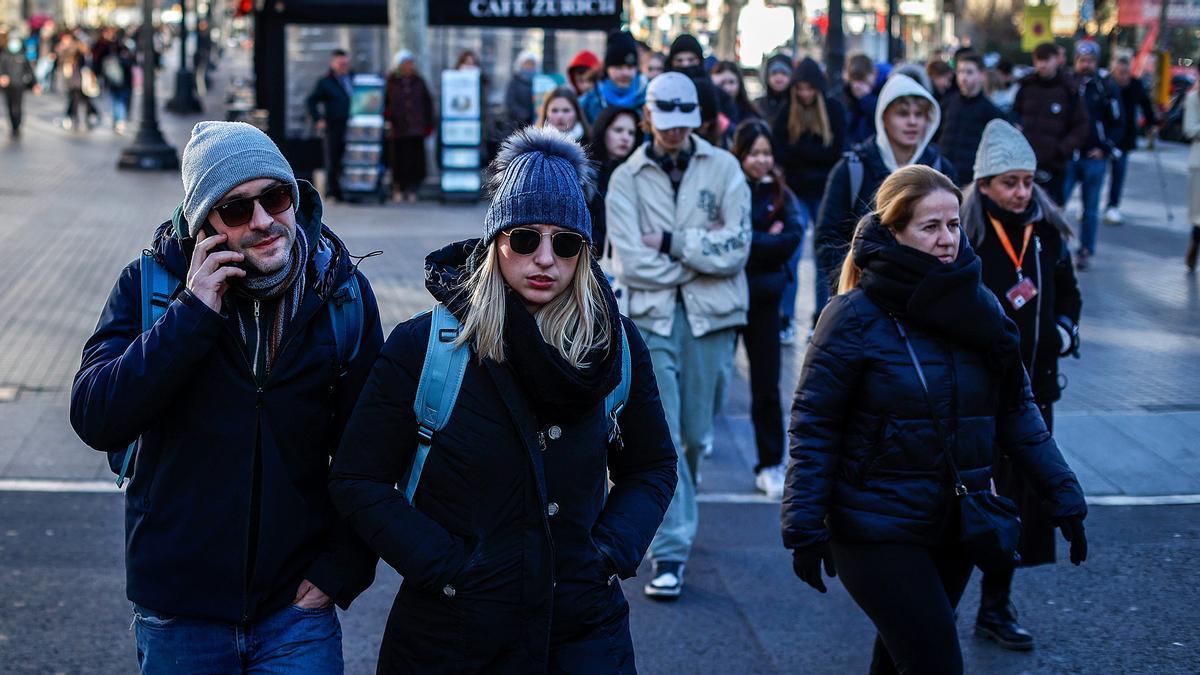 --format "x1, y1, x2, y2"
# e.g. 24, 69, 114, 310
70, 121, 383, 673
